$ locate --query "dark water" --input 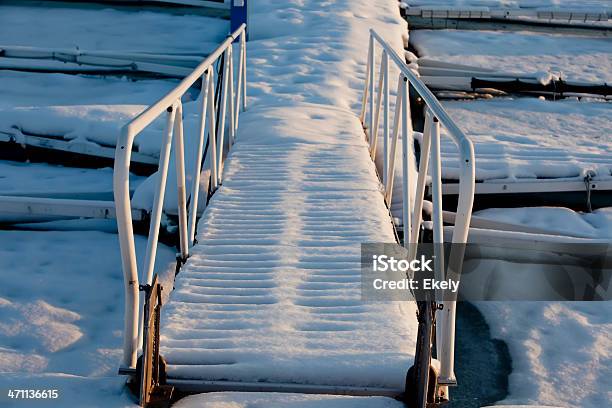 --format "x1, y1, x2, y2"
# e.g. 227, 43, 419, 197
445, 302, 512, 407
